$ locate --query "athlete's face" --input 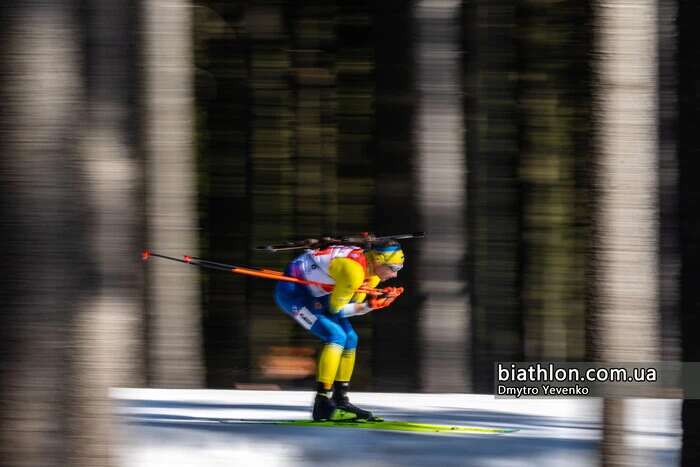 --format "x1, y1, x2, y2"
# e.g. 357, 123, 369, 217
374, 263, 400, 281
